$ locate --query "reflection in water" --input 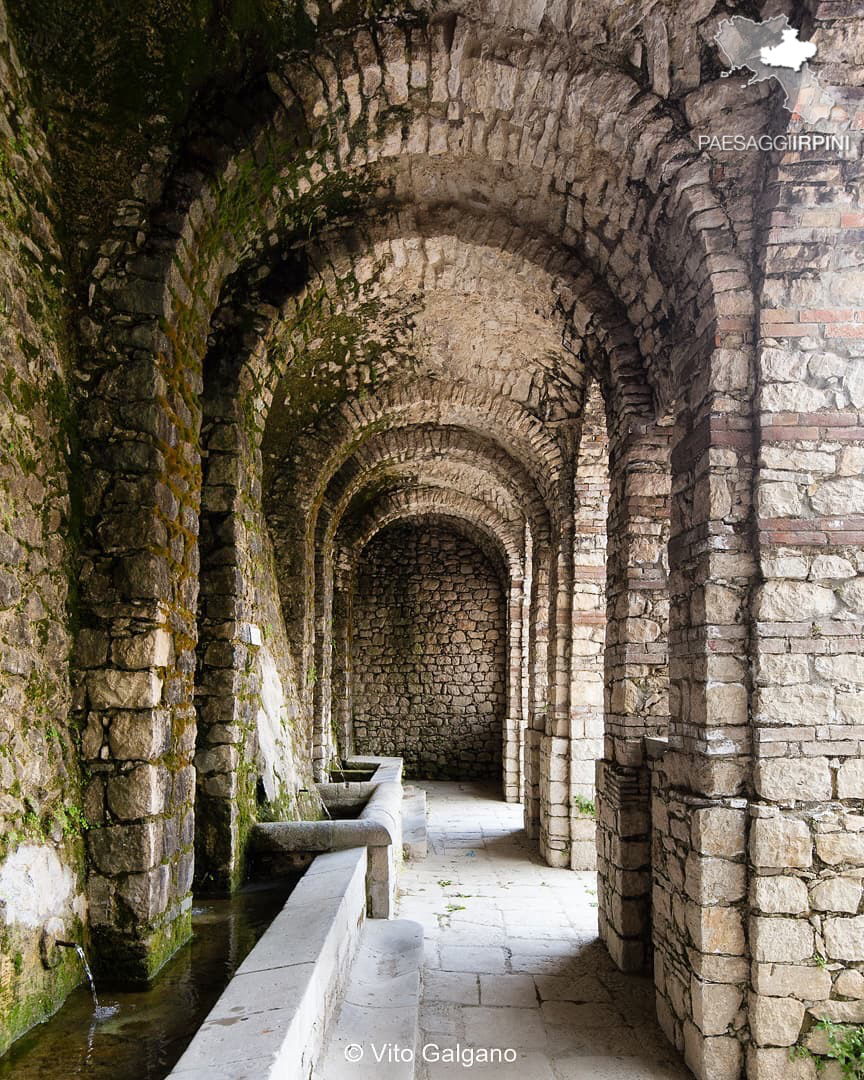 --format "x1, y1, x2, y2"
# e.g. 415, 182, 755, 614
0, 879, 298, 1080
